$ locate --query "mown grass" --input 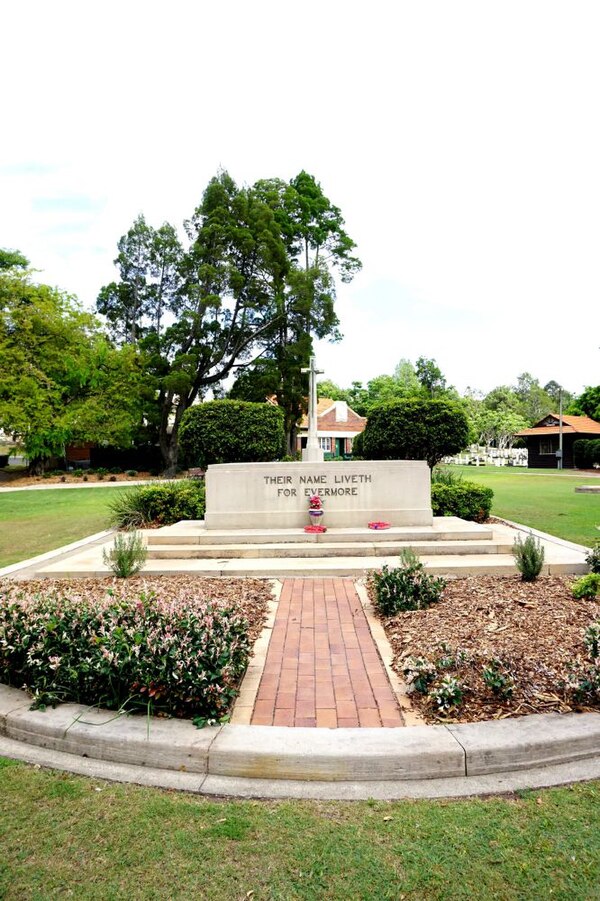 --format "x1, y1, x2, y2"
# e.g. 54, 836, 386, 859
0, 487, 130, 568
0, 760, 598, 900
450, 466, 600, 546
